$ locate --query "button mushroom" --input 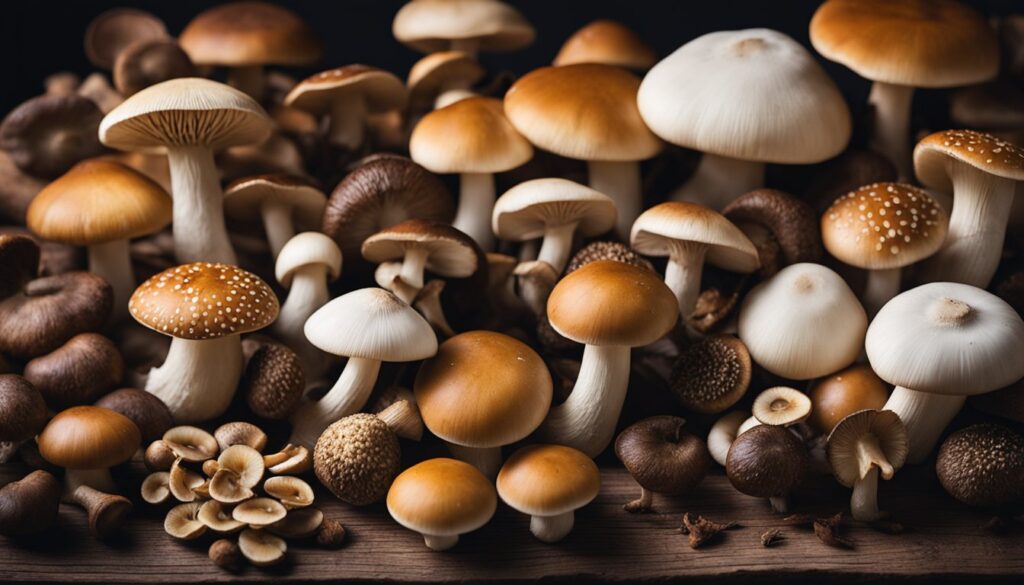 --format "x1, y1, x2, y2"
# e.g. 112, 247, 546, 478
614, 416, 710, 513
936, 423, 1024, 508
827, 409, 908, 521
726, 424, 809, 513
362, 220, 478, 303
554, 20, 657, 71
392, 0, 535, 56
224, 175, 326, 258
